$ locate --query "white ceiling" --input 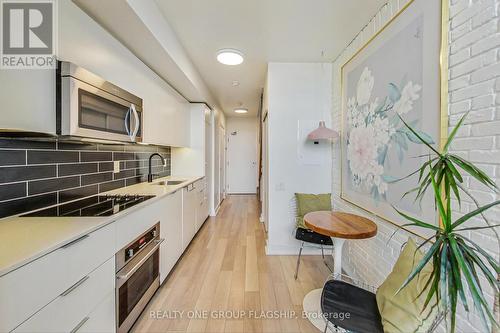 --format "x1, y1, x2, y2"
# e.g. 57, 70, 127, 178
155, 0, 386, 117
